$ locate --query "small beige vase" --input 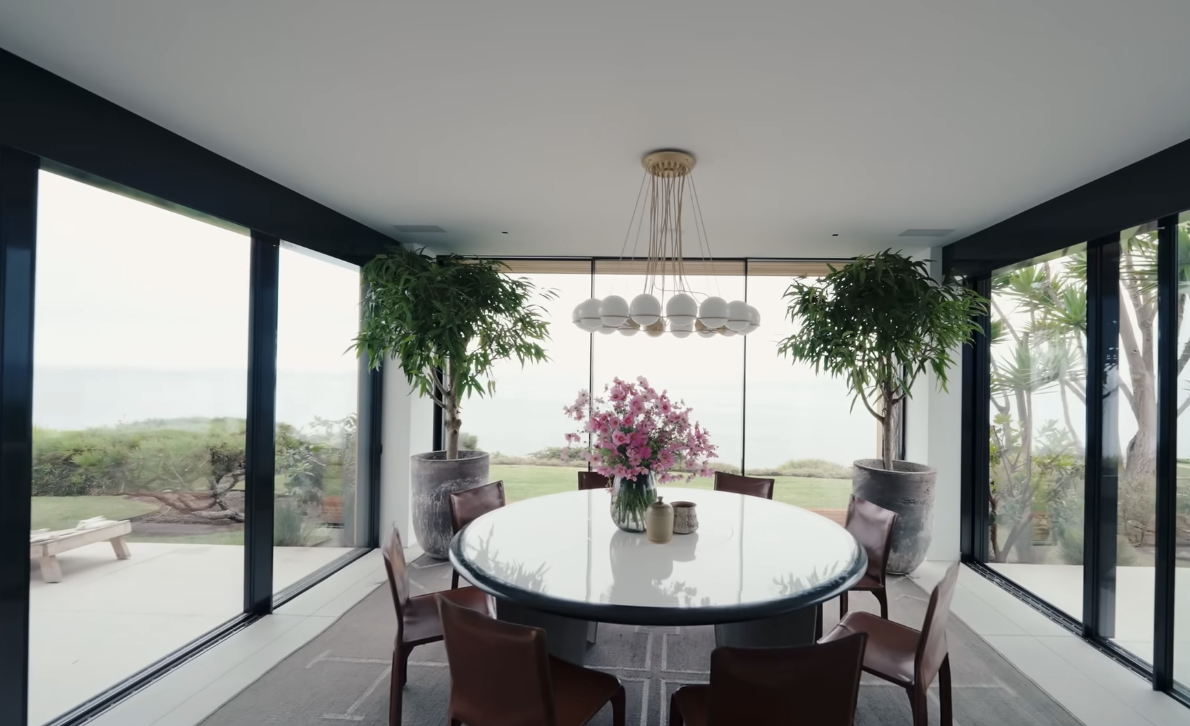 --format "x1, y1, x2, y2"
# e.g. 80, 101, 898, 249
645, 497, 674, 543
